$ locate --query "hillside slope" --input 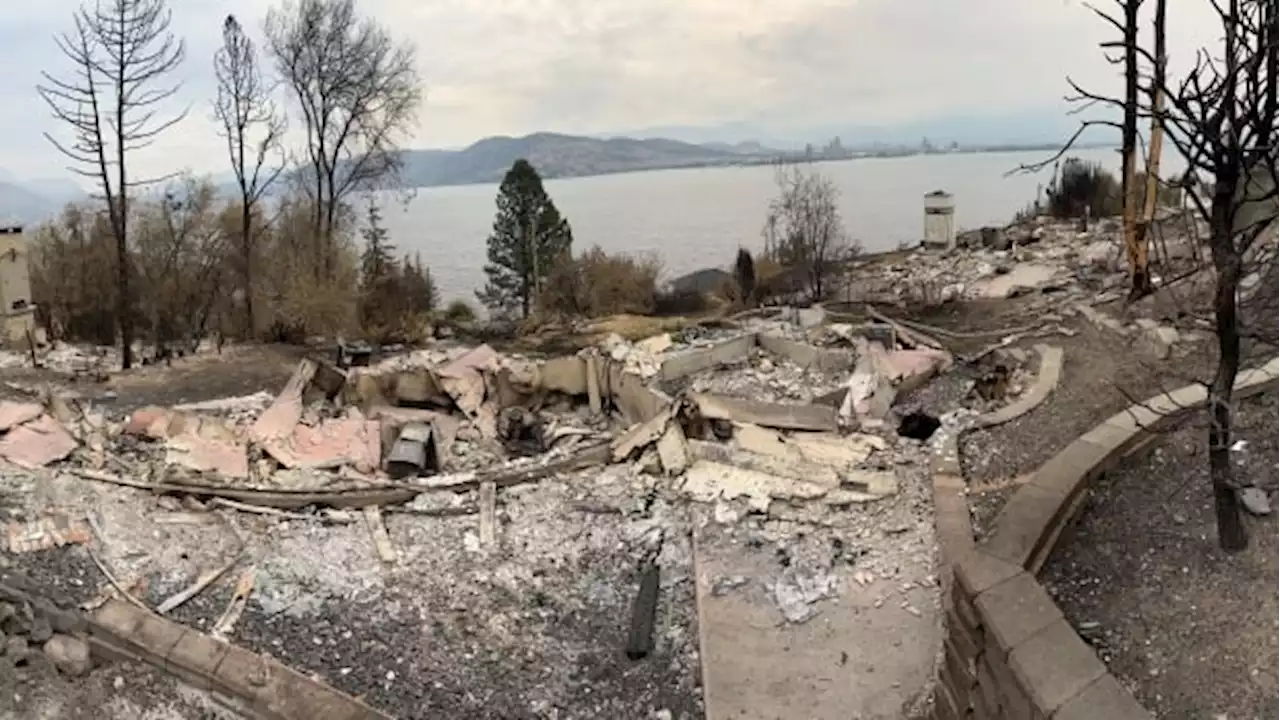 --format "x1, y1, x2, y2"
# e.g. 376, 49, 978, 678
399, 132, 765, 187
